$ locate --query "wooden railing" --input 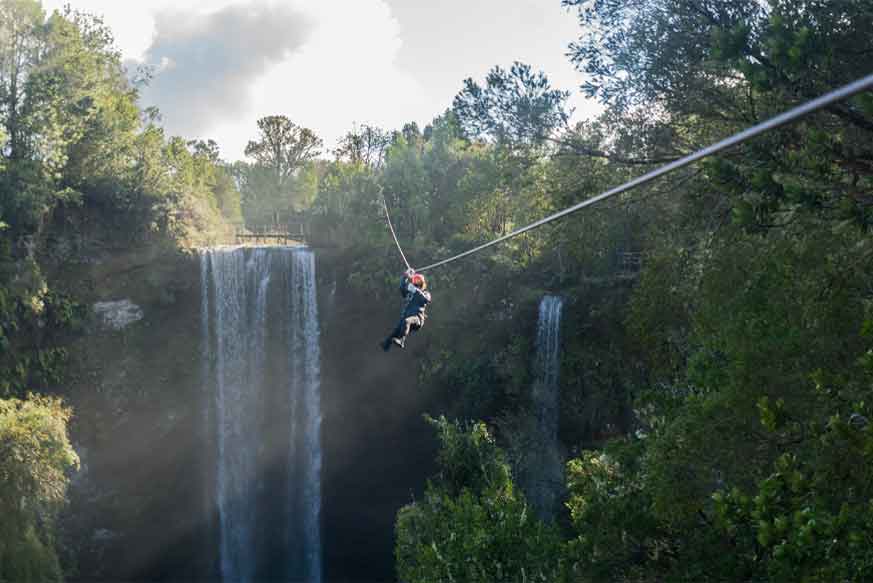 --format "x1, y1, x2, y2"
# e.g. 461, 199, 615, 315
232, 222, 307, 245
